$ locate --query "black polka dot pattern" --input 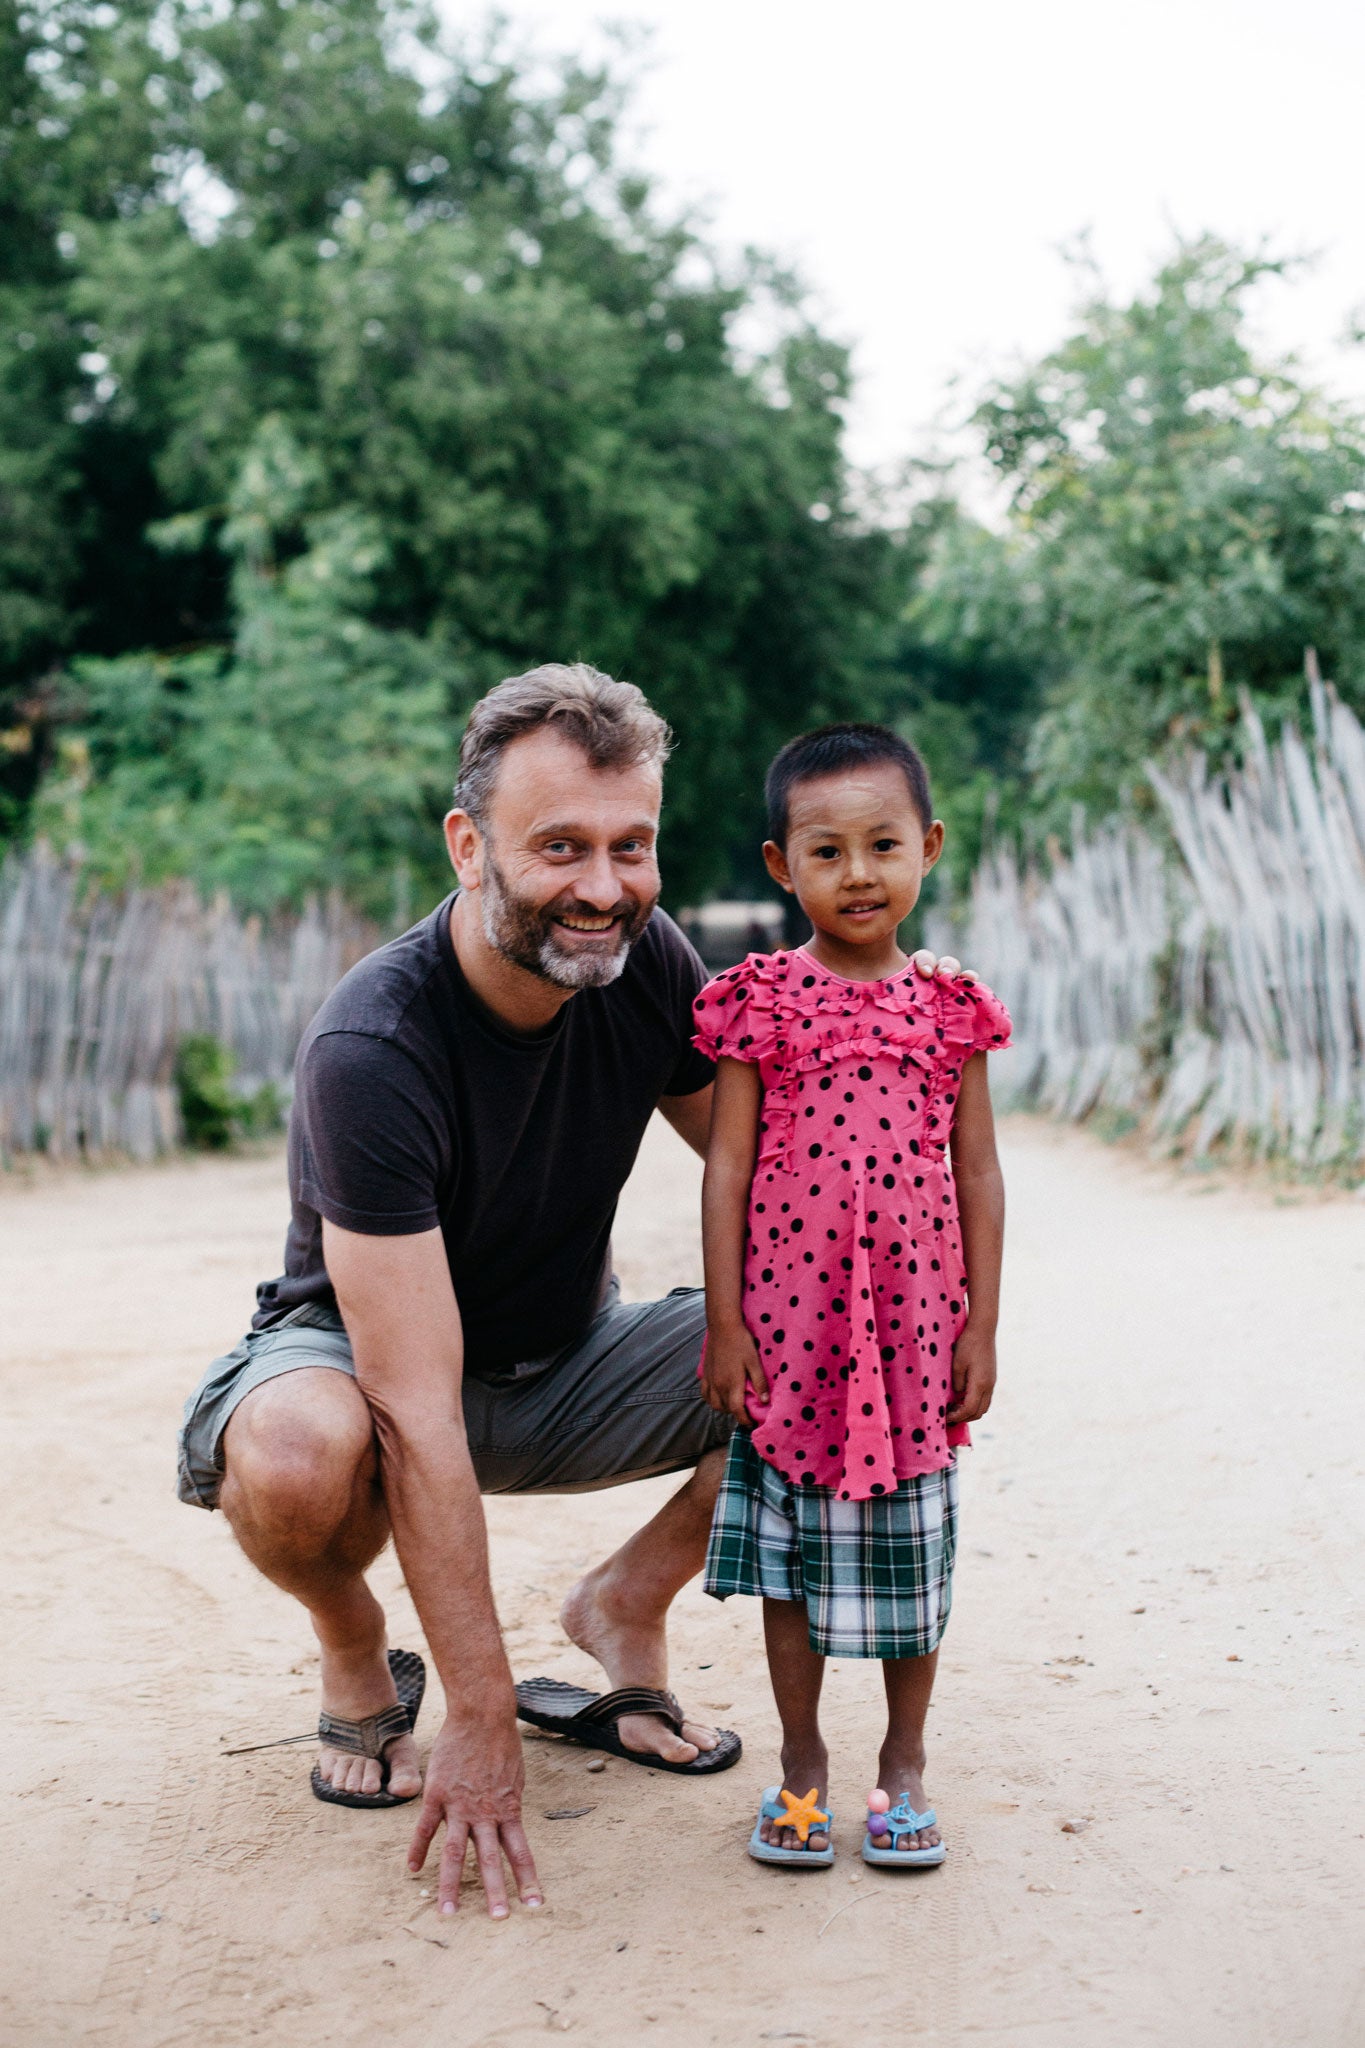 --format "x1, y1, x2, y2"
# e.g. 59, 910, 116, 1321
694, 948, 1012, 1500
